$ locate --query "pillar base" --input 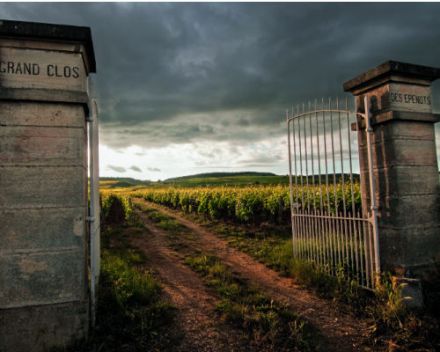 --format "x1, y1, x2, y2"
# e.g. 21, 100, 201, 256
0, 301, 89, 352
